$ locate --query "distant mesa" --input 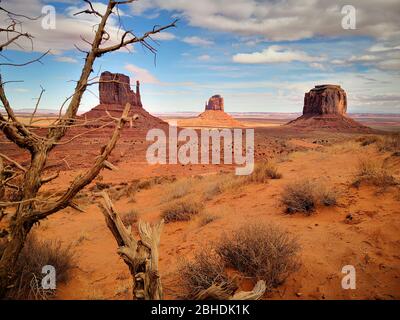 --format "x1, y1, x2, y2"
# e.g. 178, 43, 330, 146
205, 94, 224, 111
287, 84, 371, 132
82, 71, 166, 129
178, 94, 244, 128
